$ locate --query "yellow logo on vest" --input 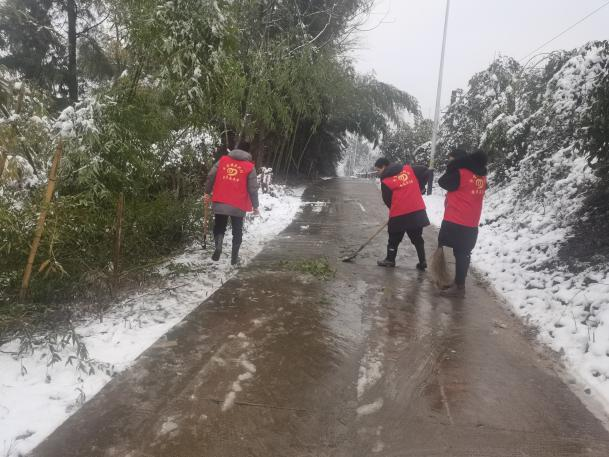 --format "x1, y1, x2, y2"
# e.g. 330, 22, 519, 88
469, 175, 485, 195
394, 170, 413, 187
222, 162, 245, 182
